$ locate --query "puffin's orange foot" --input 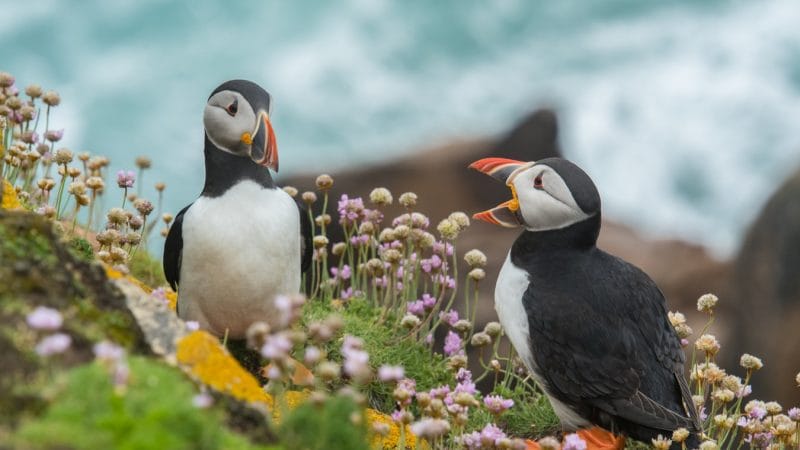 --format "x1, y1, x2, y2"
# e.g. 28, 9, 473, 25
523, 429, 623, 450
575, 427, 626, 450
